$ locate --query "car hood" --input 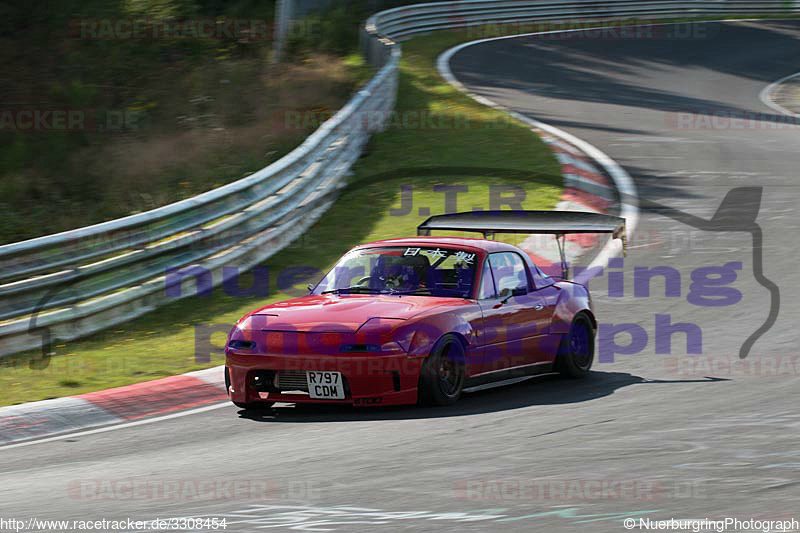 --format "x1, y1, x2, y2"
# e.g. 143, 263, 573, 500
238, 294, 467, 332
